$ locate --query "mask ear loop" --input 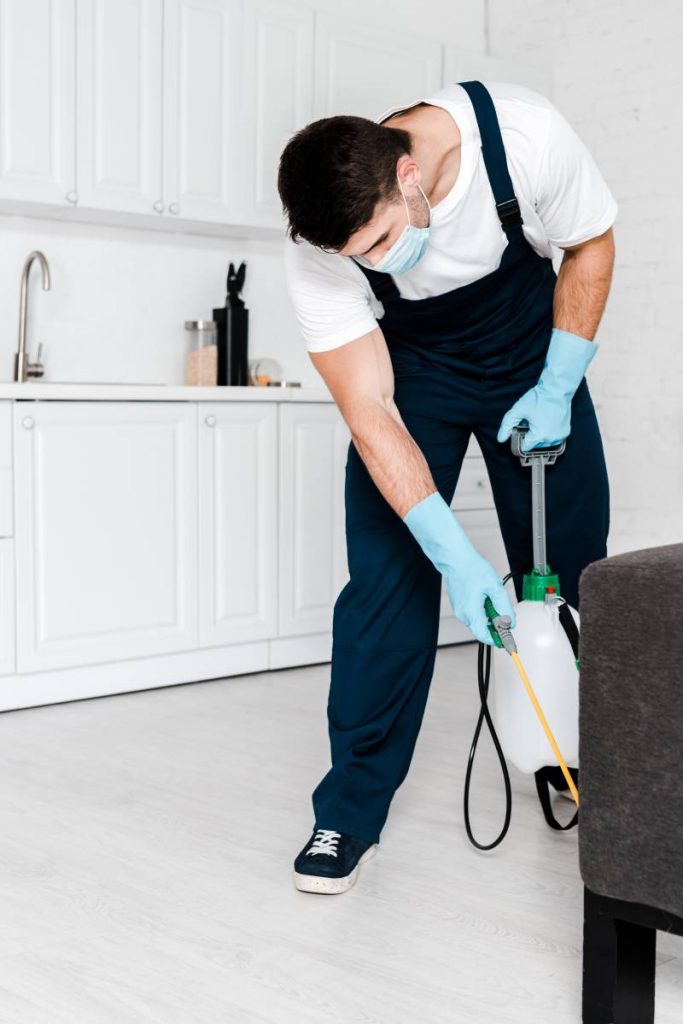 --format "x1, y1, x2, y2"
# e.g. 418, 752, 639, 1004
417, 183, 432, 227
397, 172, 431, 229
396, 171, 412, 226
